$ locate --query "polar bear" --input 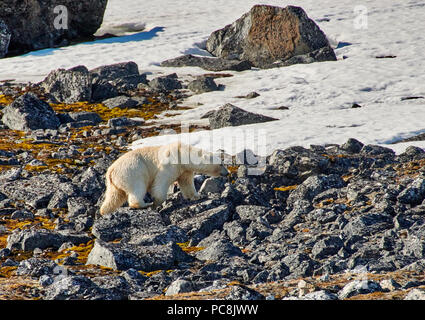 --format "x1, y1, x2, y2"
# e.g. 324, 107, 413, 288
99, 142, 229, 215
